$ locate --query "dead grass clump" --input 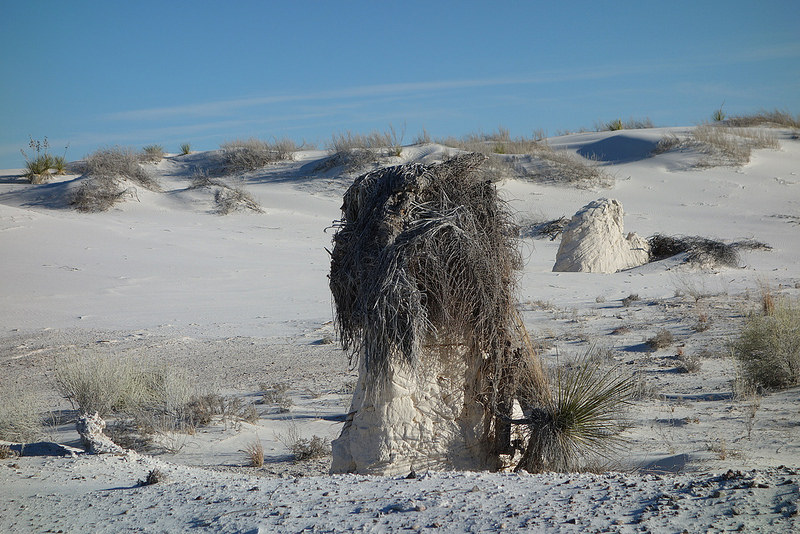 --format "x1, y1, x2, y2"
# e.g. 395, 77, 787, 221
220, 137, 295, 173
214, 186, 263, 215
54, 354, 258, 452
518, 216, 568, 240
732, 298, 800, 391
646, 329, 674, 350
190, 173, 264, 215
648, 234, 741, 267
